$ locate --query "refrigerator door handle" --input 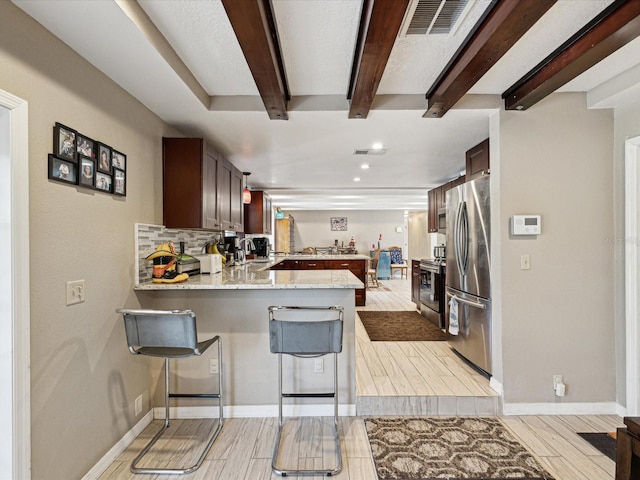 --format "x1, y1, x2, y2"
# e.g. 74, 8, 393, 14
454, 203, 463, 273
446, 291, 486, 310
454, 202, 469, 275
